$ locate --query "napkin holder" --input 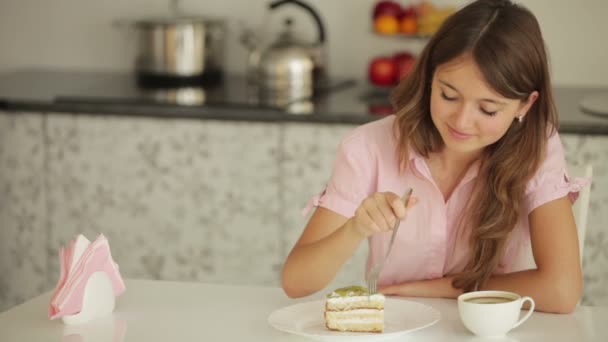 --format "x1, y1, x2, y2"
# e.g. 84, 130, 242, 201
63, 317, 128, 342
61, 271, 116, 325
